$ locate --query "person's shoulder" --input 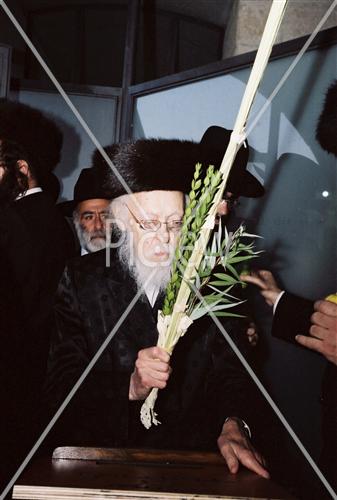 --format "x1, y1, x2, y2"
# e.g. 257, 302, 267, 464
66, 248, 118, 275
14, 191, 57, 225
279, 291, 314, 313
16, 190, 50, 208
